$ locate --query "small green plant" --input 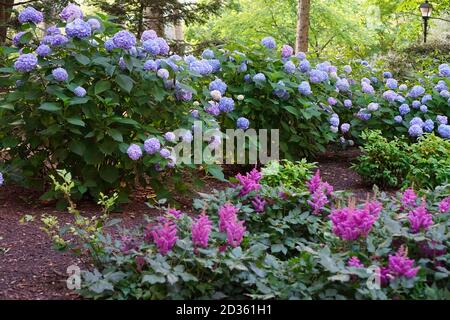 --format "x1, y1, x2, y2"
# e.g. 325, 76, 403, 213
261, 159, 316, 192
352, 130, 410, 188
